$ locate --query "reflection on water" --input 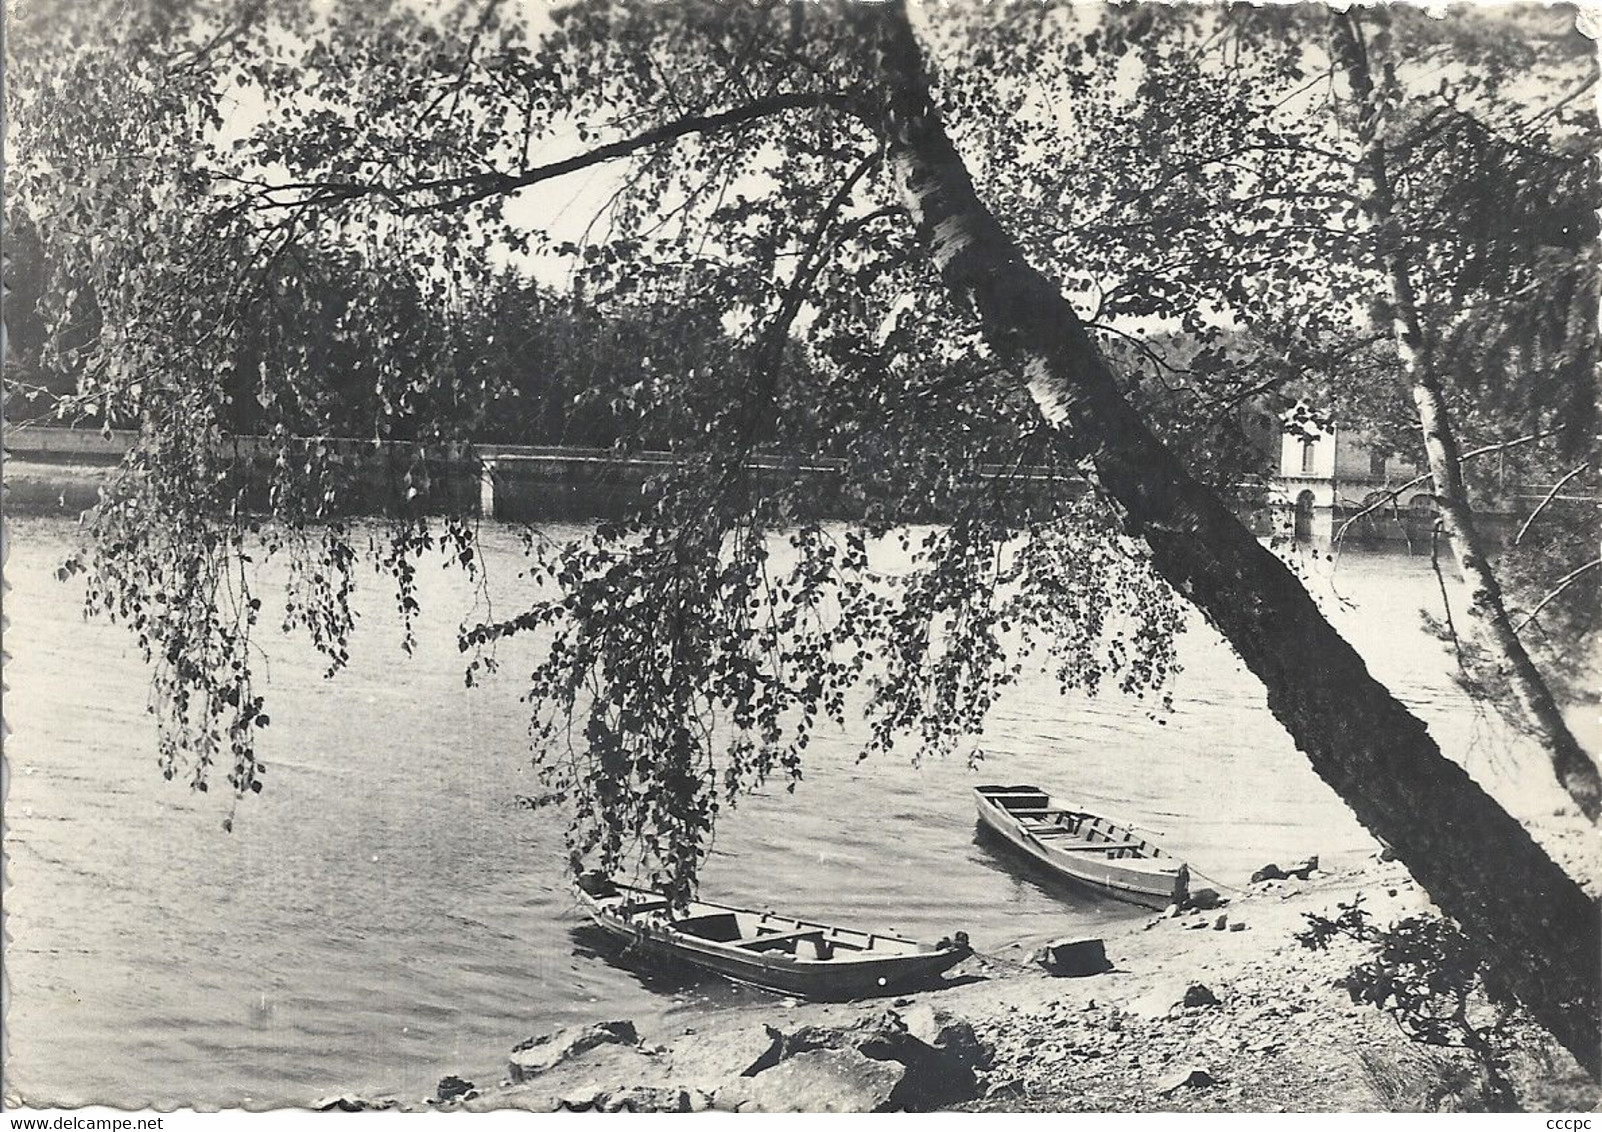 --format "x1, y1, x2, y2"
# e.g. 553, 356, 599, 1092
565, 922, 770, 1004
2, 518, 1574, 1107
